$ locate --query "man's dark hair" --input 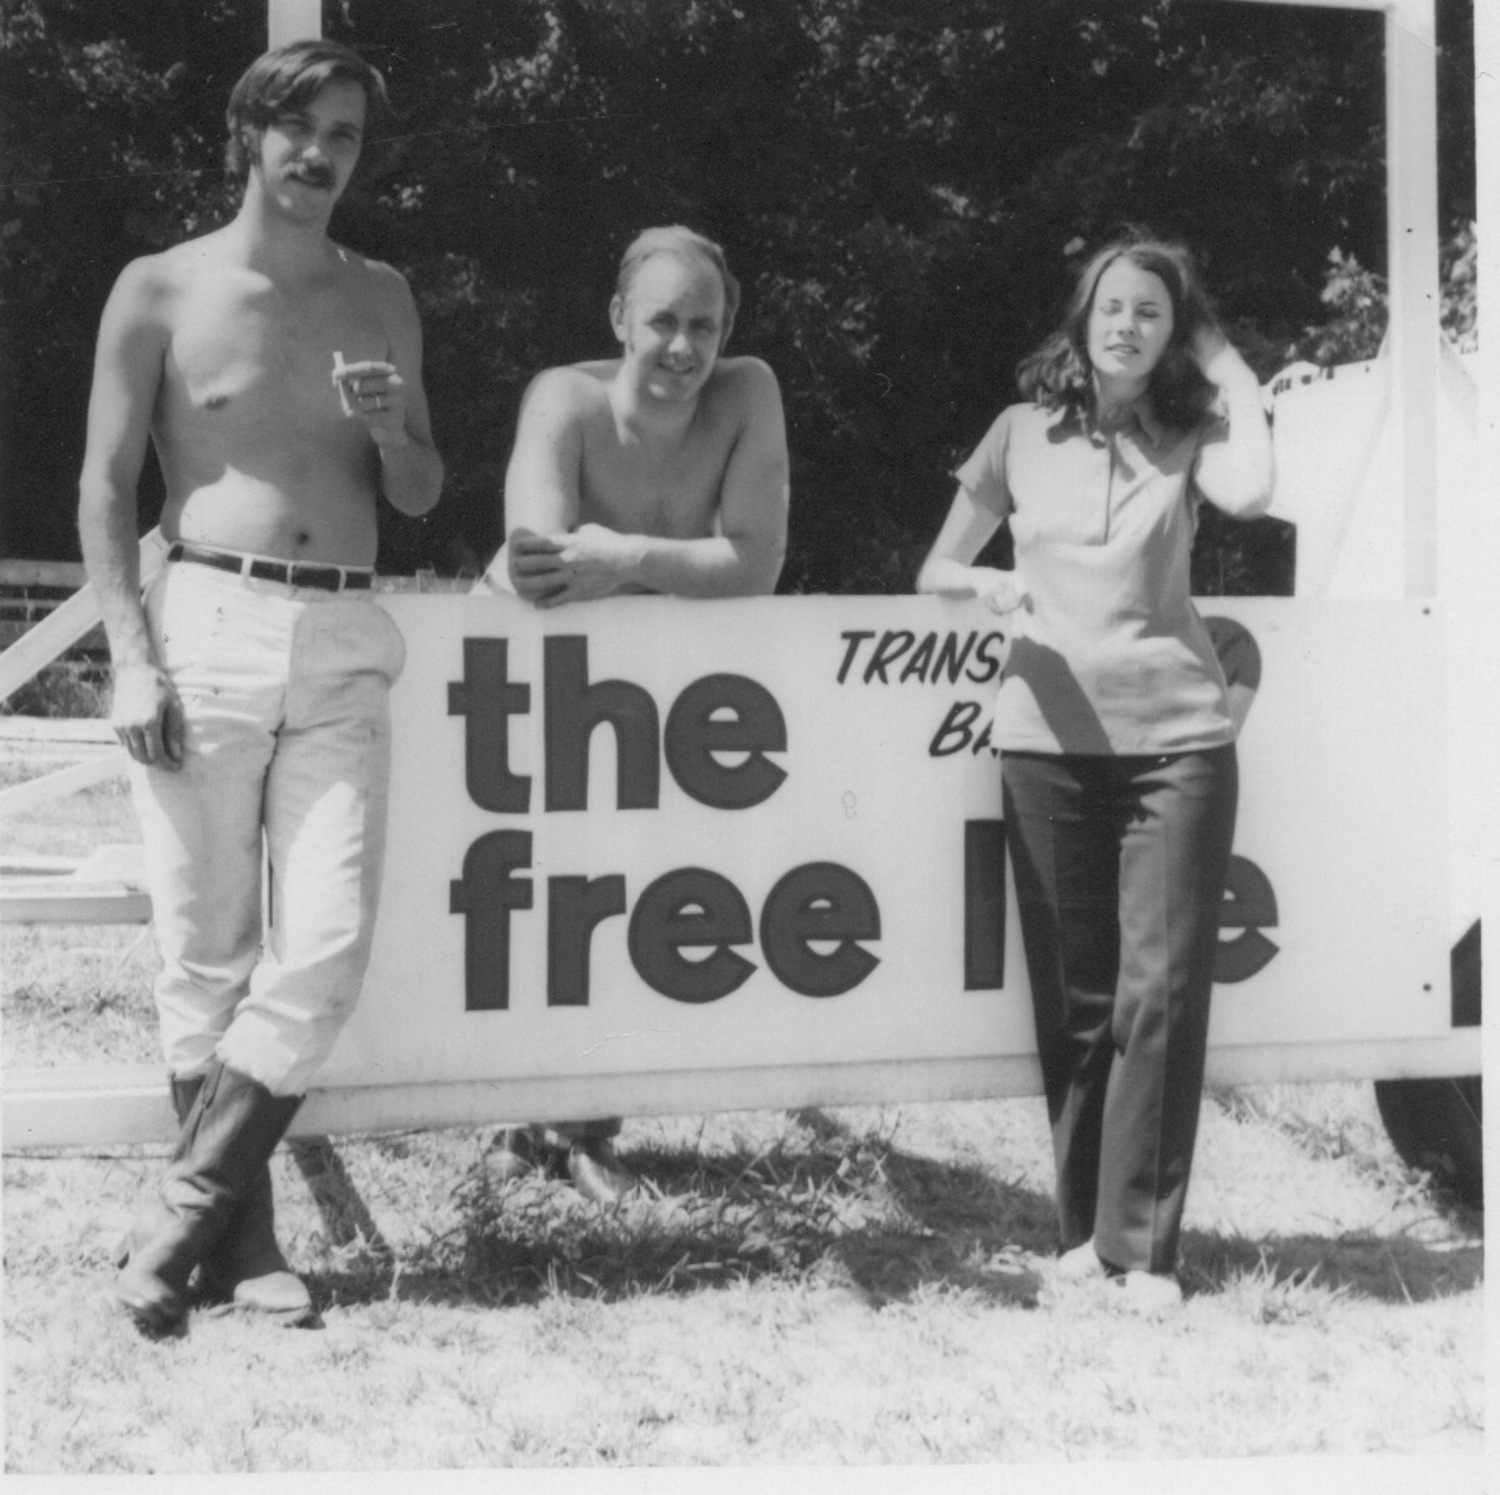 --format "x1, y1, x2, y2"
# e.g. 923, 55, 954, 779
225, 39, 388, 183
